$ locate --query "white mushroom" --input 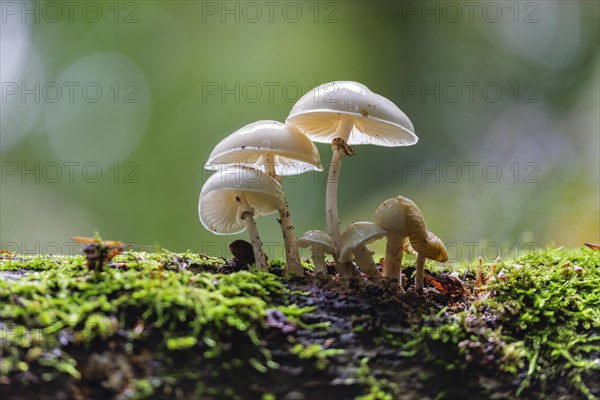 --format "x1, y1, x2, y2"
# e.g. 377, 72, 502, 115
375, 195, 448, 292
339, 222, 385, 280
286, 81, 417, 278
206, 120, 322, 175
199, 166, 284, 271
296, 230, 336, 276
205, 120, 322, 275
